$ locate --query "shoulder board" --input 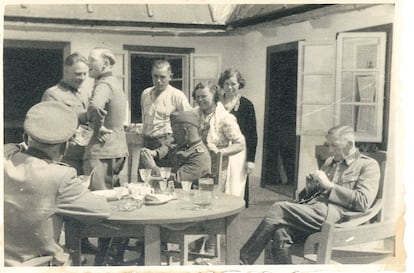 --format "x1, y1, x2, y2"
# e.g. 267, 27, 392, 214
195, 146, 204, 153
53, 161, 70, 167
